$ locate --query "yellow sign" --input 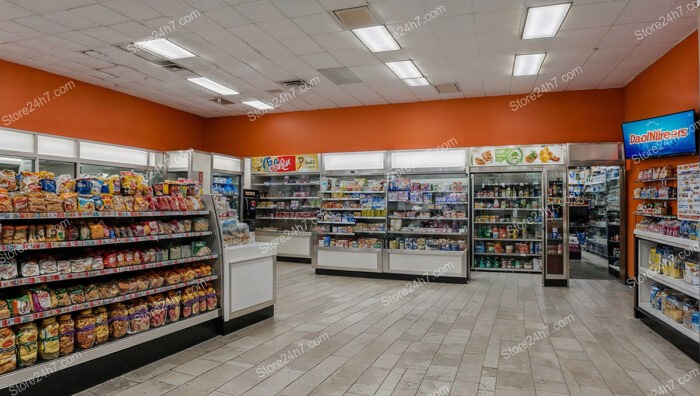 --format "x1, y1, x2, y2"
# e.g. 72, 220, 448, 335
251, 154, 319, 173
